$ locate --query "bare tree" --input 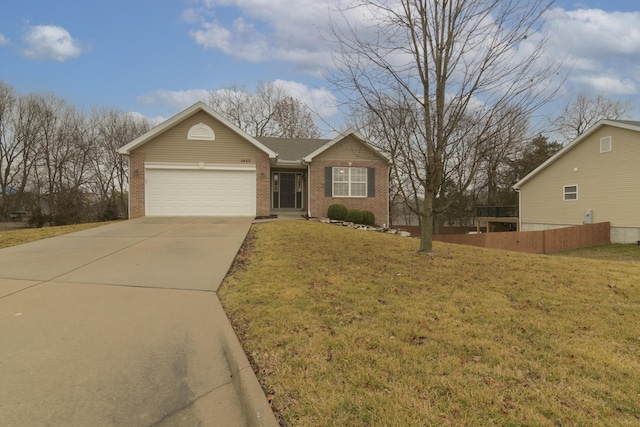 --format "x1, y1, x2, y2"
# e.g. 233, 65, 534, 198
274, 96, 321, 138
329, 0, 562, 254
552, 93, 633, 144
207, 81, 320, 138
0, 84, 44, 219
0, 80, 152, 225
89, 108, 151, 219
28, 93, 92, 223
476, 107, 528, 207
0, 81, 17, 219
